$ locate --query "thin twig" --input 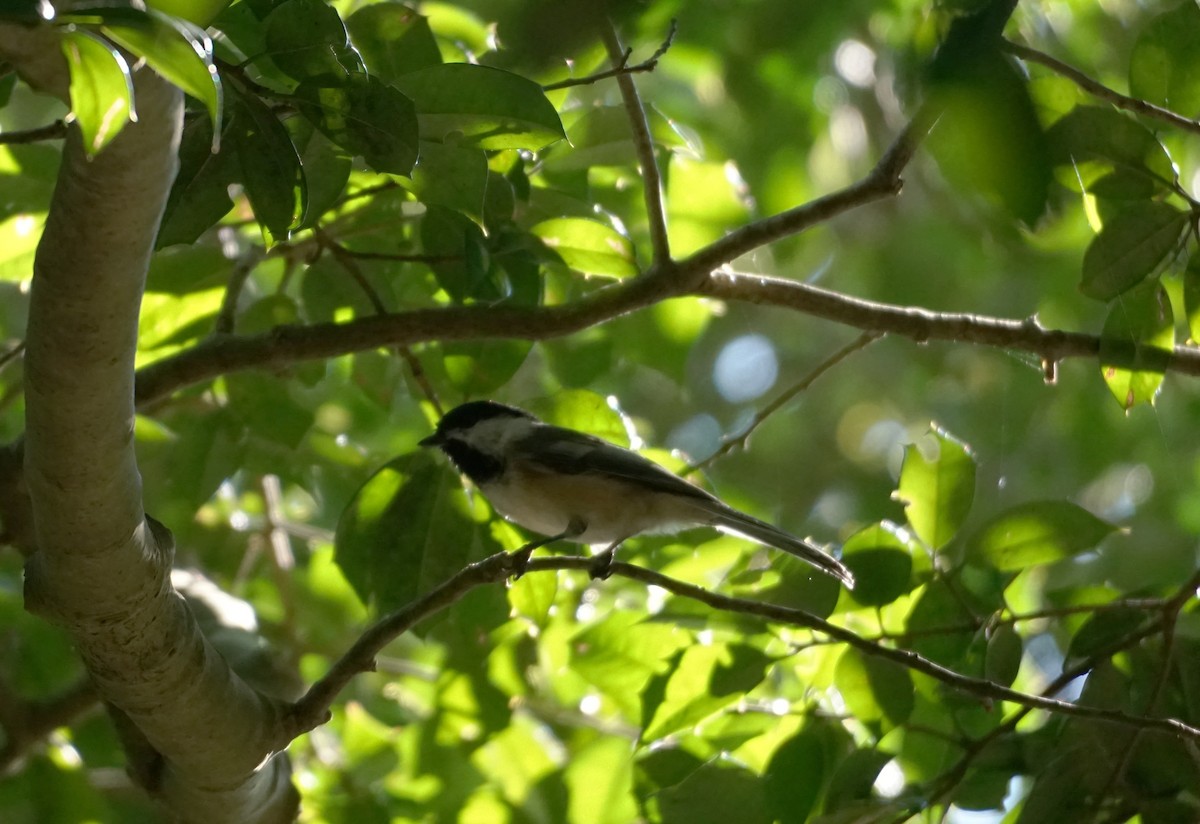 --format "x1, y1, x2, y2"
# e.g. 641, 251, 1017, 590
284, 553, 1200, 746
601, 21, 671, 267
0, 120, 66, 144
0, 340, 24, 372
213, 247, 266, 335
543, 20, 677, 92
317, 228, 443, 416
689, 331, 884, 473
1004, 41, 1200, 136
909, 569, 1200, 821
0, 677, 97, 772
1099, 568, 1200, 801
